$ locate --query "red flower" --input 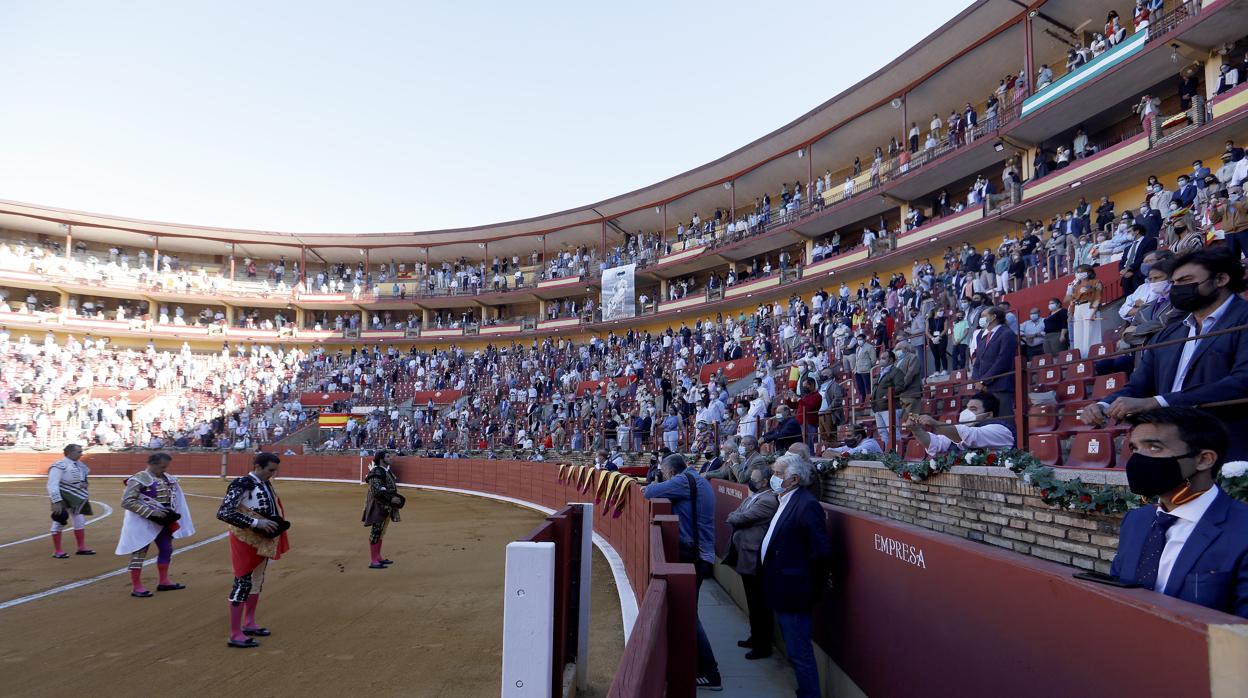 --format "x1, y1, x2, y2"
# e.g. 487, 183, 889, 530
986, 453, 998, 465
1040, 489, 1050, 498
1079, 494, 1092, 503
902, 471, 912, 480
